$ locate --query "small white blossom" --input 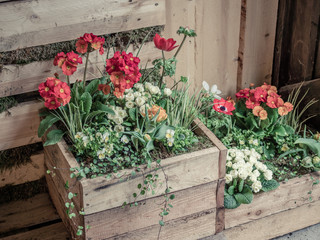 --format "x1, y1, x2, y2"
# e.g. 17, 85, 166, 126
251, 181, 262, 193
239, 140, 245, 145
125, 92, 135, 102
118, 110, 128, 119
113, 116, 124, 125
125, 101, 135, 109
114, 125, 124, 133
135, 96, 146, 107
202, 81, 221, 99
149, 86, 160, 95
97, 148, 106, 160
226, 161, 233, 168
134, 92, 141, 98
264, 170, 273, 181
121, 135, 129, 144
166, 129, 175, 139
82, 136, 89, 147
164, 88, 172, 96
252, 139, 259, 146
225, 174, 233, 184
